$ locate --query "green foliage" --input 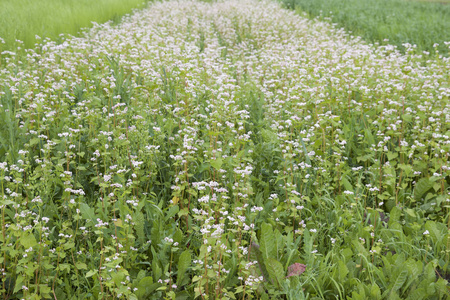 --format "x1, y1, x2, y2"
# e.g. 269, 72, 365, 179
279, 0, 450, 56
0, 0, 449, 299
0, 0, 152, 50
